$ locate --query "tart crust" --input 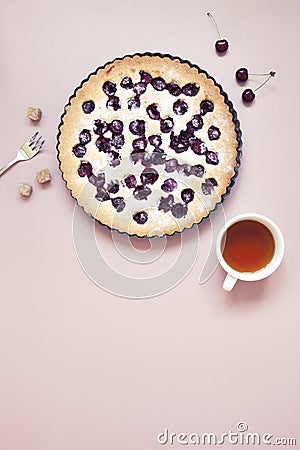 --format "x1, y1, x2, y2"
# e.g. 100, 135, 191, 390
57, 53, 242, 237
